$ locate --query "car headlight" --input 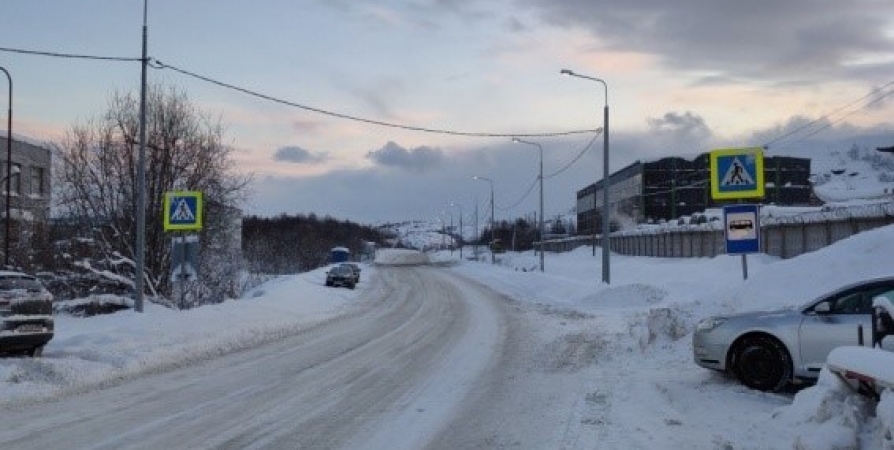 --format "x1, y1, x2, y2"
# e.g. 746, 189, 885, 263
695, 317, 727, 333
